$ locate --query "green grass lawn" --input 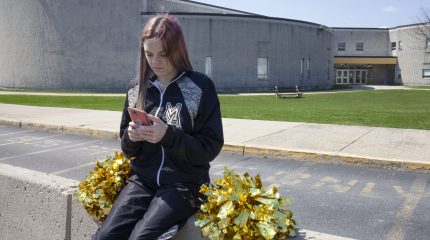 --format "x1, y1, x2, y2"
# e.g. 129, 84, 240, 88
0, 90, 429, 129
220, 90, 430, 129
406, 86, 430, 89
0, 88, 122, 94
0, 95, 124, 111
